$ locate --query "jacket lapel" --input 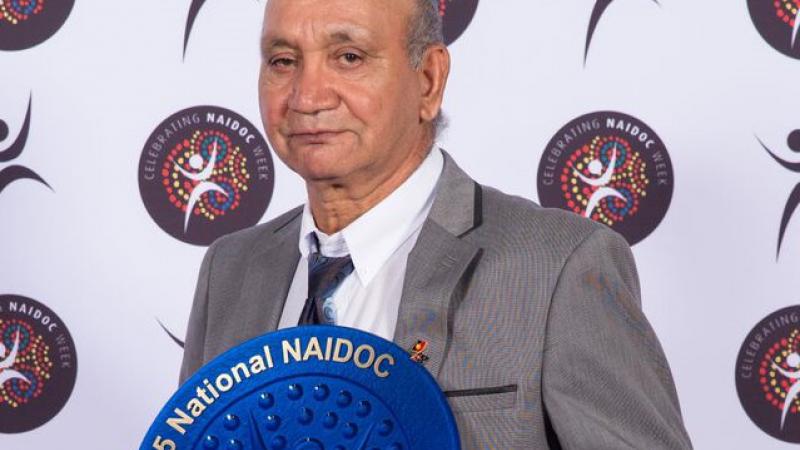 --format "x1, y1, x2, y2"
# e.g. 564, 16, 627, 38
393, 151, 483, 381
239, 208, 303, 341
